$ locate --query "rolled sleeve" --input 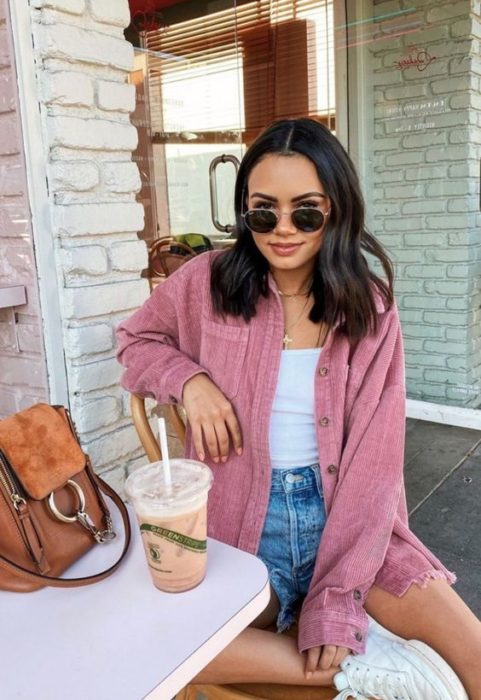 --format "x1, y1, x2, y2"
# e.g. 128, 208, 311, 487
116, 260, 210, 404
